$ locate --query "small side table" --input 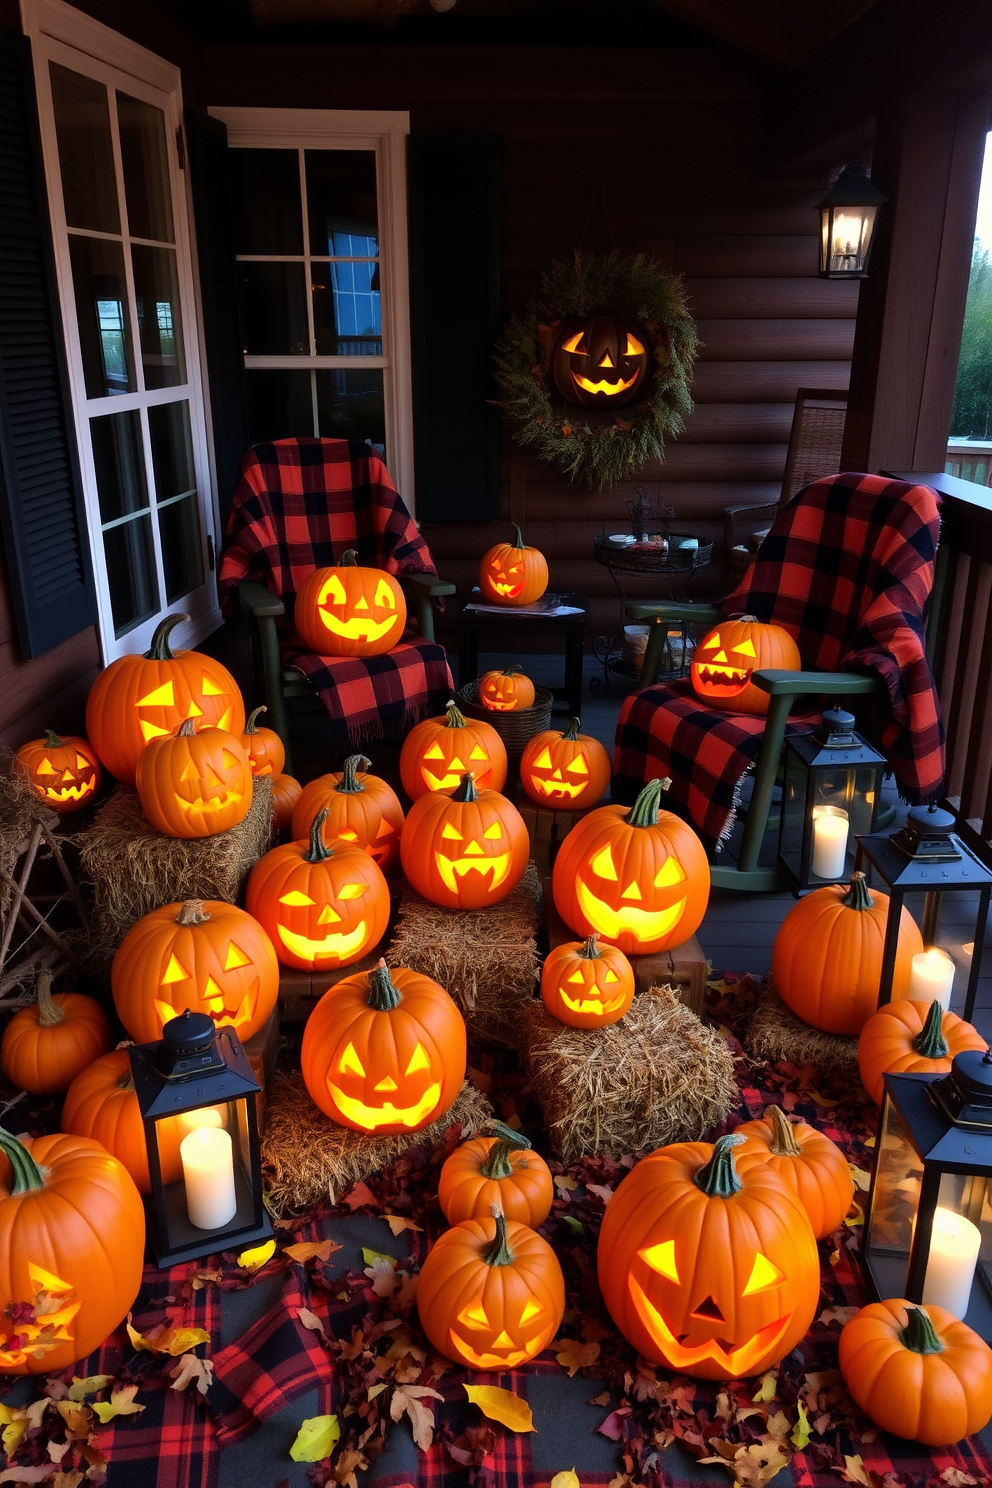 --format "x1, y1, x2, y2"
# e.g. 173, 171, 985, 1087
592, 533, 713, 692
456, 591, 588, 718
